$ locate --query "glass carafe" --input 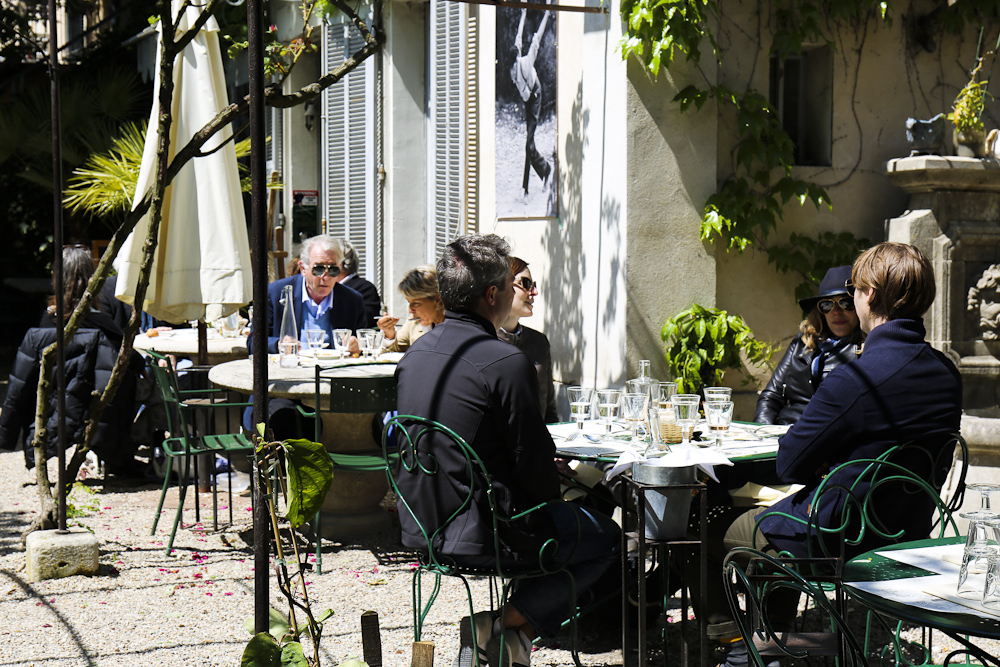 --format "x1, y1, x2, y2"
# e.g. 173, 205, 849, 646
278, 284, 299, 368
